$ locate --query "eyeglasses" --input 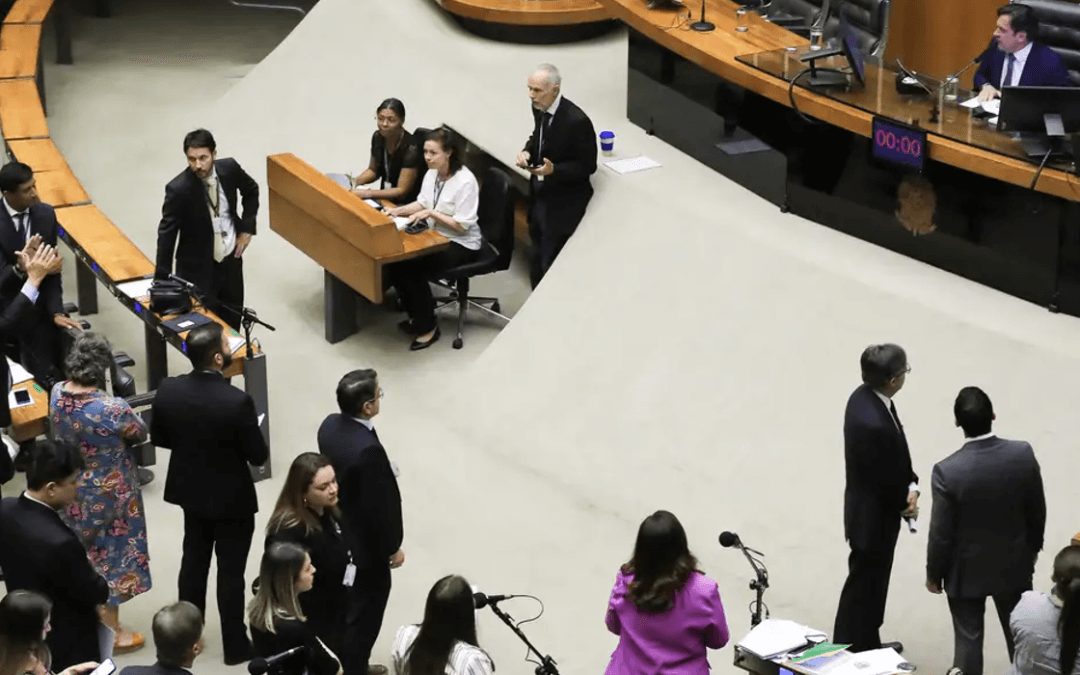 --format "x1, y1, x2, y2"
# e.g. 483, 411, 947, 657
893, 364, 912, 379
365, 388, 384, 405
